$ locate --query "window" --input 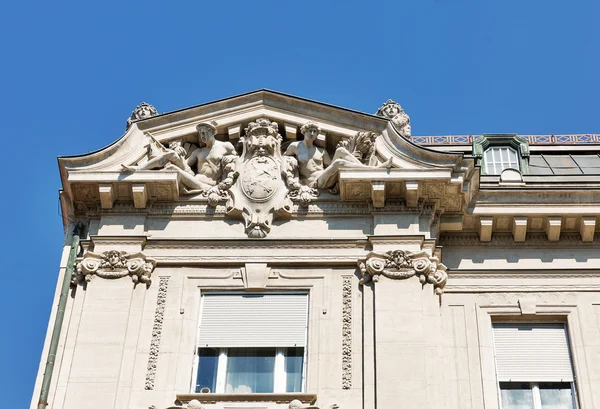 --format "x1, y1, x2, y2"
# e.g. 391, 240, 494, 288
472, 134, 530, 175
493, 323, 578, 409
484, 147, 520, 175
194, 293, 308, 394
